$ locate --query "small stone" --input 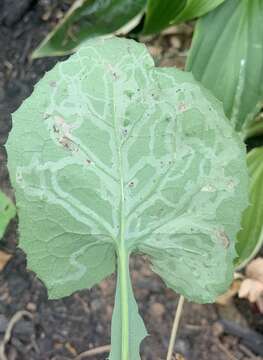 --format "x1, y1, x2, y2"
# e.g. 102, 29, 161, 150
212, 322, 224, 337
141, 266, 152, 277
170, 36, 181, 49
150, 302, 165, 318
26, 302, 37, 312
99, 279, 113, 296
